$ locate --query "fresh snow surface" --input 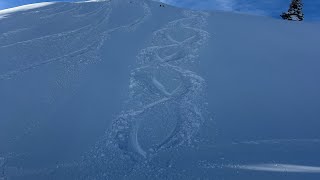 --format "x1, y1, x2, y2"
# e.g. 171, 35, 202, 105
0, 0, 320, 179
